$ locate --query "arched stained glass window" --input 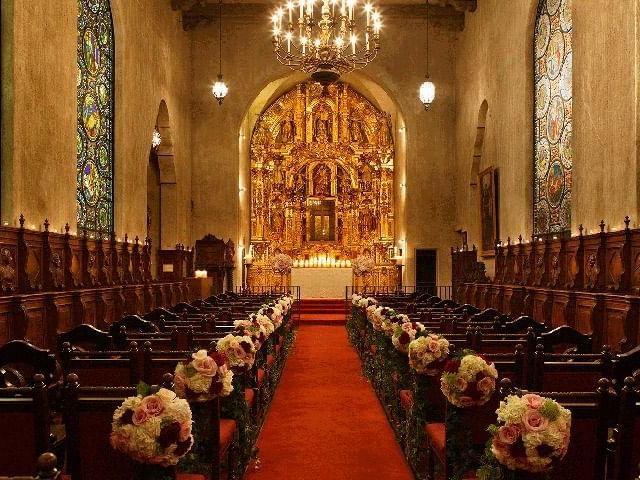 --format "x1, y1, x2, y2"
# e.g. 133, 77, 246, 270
534, 0, 572, 234
77, 0, 114, 236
